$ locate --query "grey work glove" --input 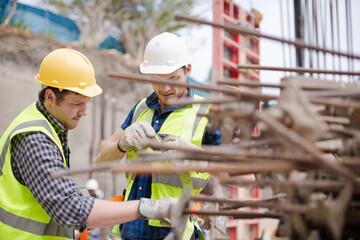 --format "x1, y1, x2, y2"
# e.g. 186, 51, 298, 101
119, 121, 156, 152
138, 197, 178, 227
